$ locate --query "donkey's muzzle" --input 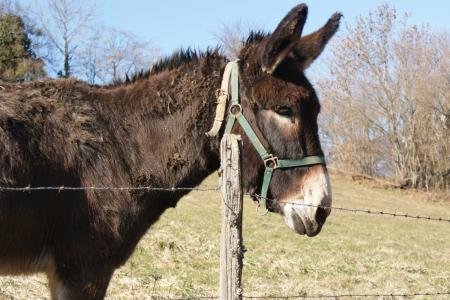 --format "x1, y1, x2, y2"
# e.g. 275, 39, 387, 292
280, 165, 332, 237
